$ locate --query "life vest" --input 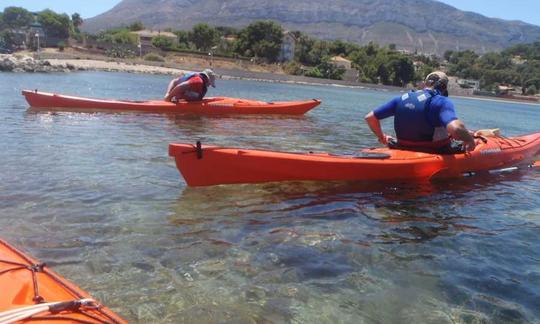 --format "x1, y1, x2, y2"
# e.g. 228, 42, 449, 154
394, 89, 447, 145
175, 73, 208, 100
